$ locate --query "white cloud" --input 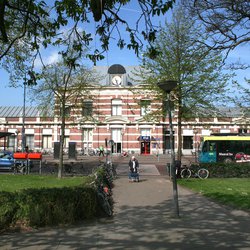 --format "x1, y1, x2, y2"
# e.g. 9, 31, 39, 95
47, 51, 60, 64
34, 50, 61, 69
